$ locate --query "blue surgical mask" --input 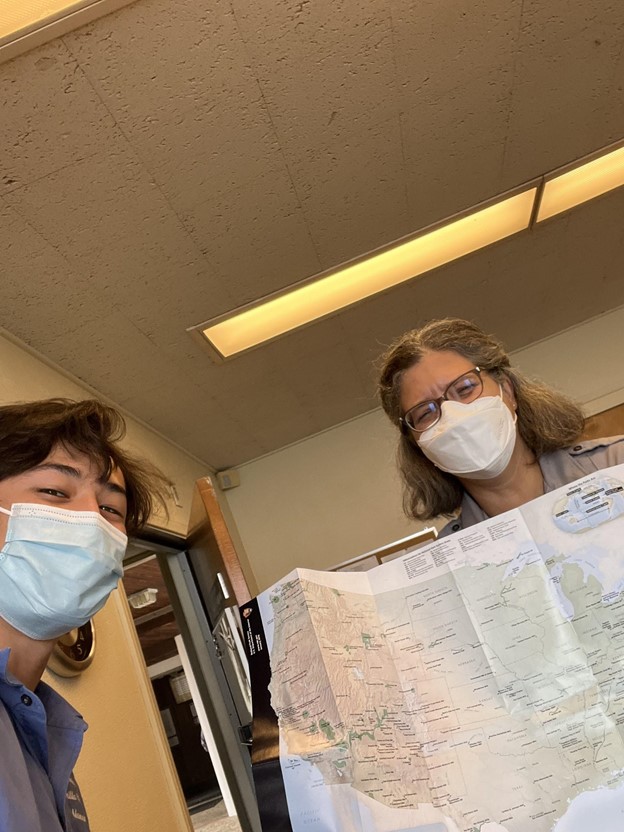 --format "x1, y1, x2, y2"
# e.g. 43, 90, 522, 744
0, 503, 128, 640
